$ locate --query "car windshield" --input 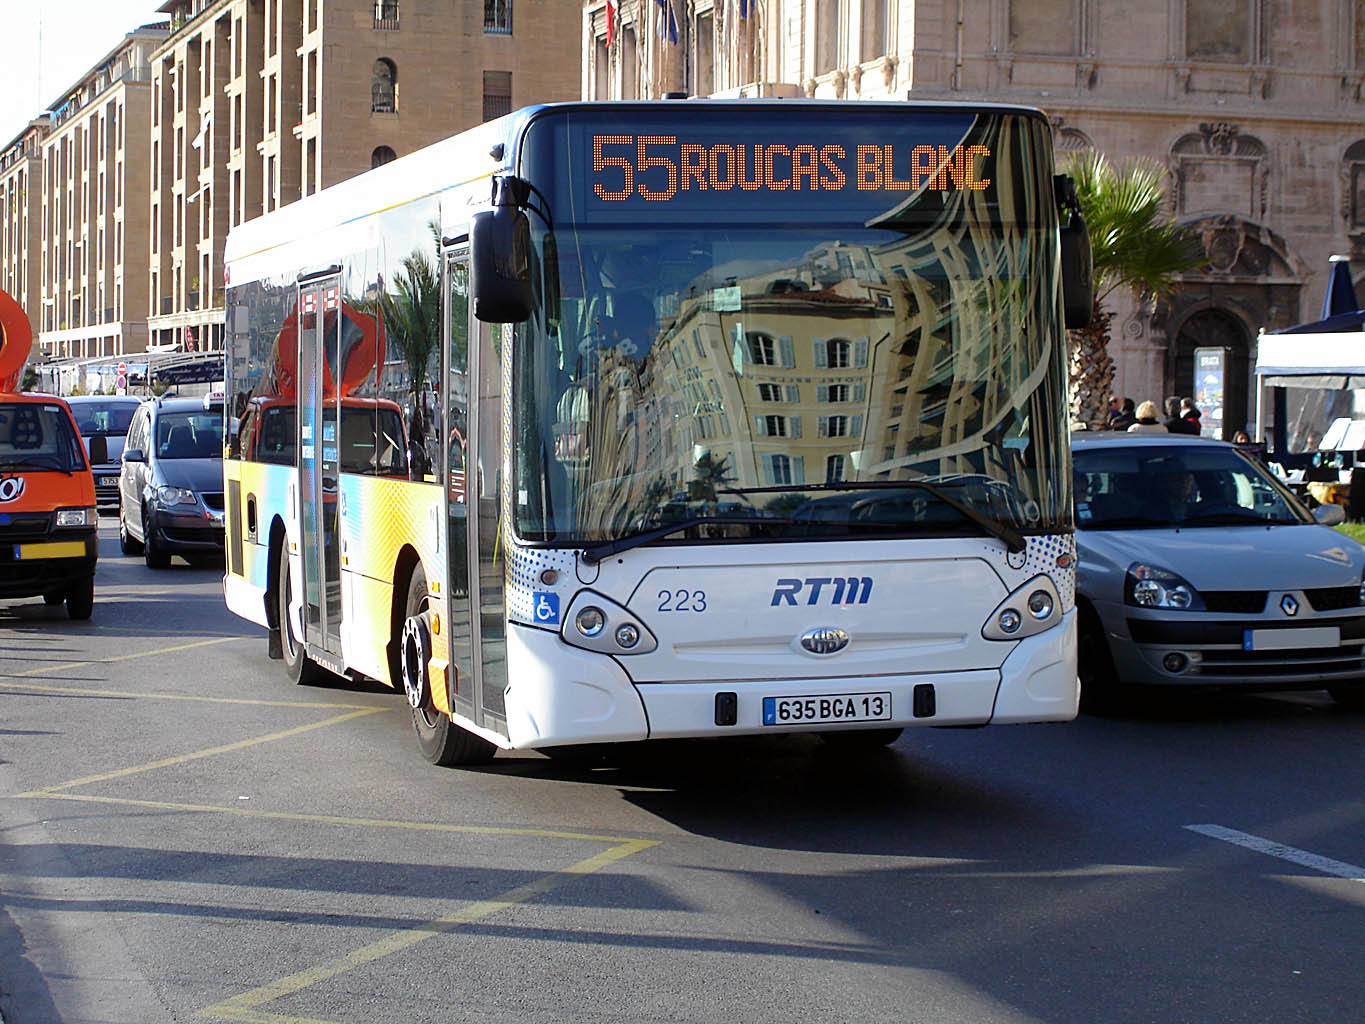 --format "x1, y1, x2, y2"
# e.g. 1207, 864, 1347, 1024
70, 401, 138, 436
0, 402, 85, 473
155, 410, 225, 460
1073, 444, 1311, 528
